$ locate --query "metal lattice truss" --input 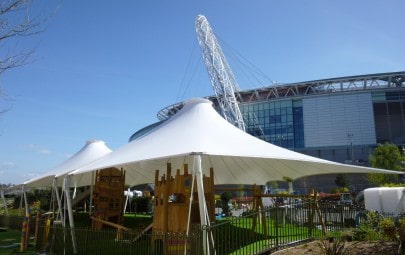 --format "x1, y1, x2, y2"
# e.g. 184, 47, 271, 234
234, 72, 405, 103
195, 15, 246, 131
158, 72, 405, 121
